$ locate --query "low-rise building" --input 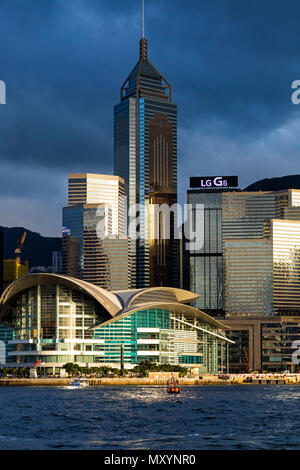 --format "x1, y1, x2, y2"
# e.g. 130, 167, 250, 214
0, 273, 231, 374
